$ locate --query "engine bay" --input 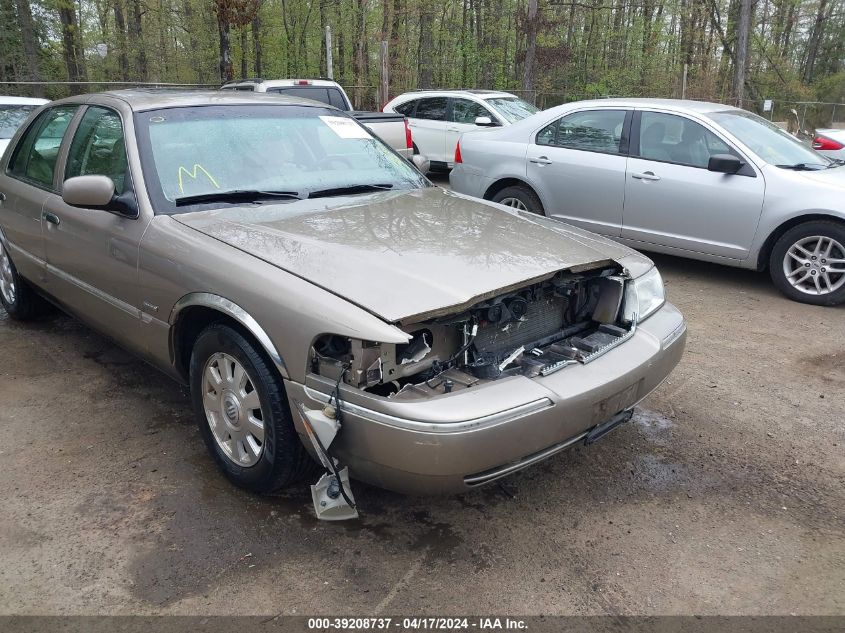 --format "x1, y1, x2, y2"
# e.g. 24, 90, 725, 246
310, 264, 634, 401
